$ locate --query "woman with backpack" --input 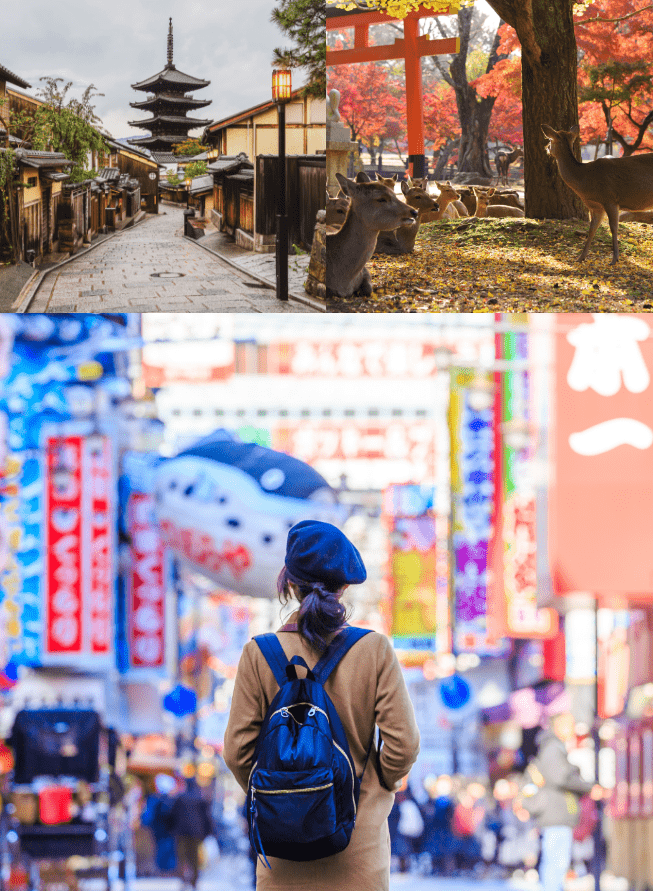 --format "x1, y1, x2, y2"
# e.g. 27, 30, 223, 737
223, 520, 420, 891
